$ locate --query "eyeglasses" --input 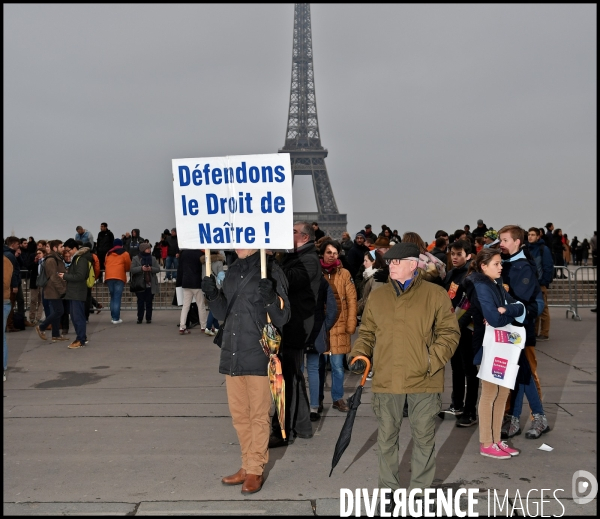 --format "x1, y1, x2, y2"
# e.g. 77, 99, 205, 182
385, 258, 418, 265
